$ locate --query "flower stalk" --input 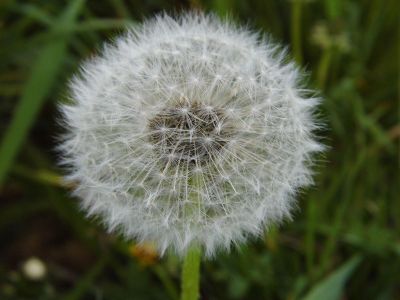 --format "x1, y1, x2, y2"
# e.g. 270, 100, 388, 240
181, 246, 201, 300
